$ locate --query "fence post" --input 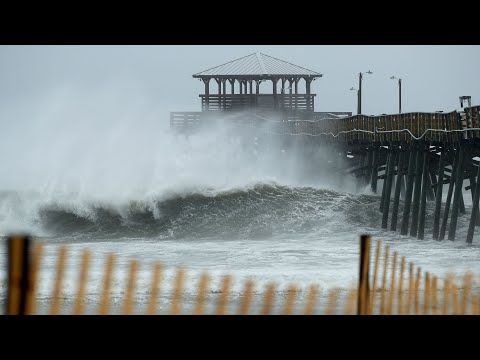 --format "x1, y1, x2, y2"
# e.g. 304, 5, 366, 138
358, 235, 371, 315
6, 235, 31, 315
